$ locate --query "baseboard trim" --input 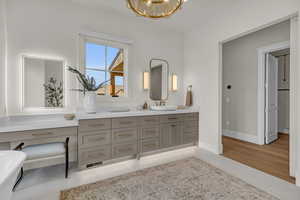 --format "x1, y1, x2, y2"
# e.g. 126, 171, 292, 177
278, 128, 289, 134
223, 129, 259, 144
198, 142, 221, 155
